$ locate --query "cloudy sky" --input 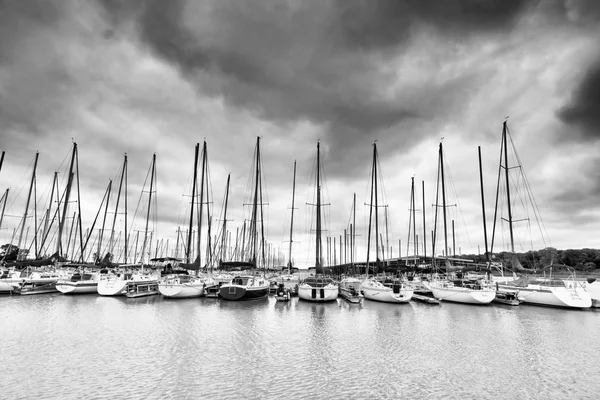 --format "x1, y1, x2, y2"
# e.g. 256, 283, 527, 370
1, 0, 599, 267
